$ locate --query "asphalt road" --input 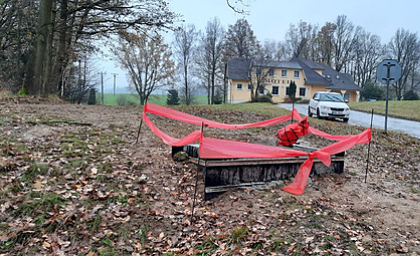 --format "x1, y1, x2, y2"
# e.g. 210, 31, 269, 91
277, 103, 420, 139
